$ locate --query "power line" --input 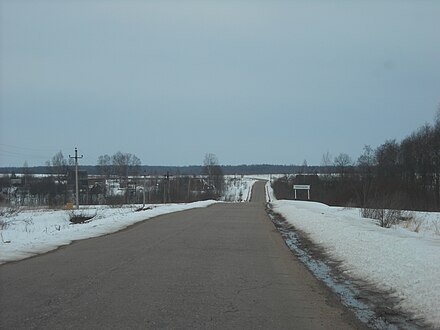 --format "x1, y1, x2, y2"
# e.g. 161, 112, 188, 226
0, 144, 59, 163
0, 148, 51, 159
0, 143, 51, 151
